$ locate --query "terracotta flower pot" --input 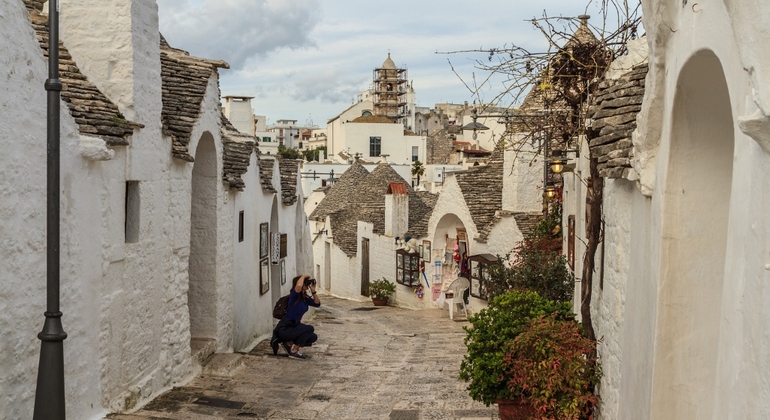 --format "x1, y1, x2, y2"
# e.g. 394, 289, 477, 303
371, 298, 388, 306
495, 397, 535, 420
